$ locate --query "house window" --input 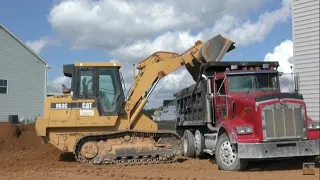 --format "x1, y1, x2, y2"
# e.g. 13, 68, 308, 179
0, 79, 8, 94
